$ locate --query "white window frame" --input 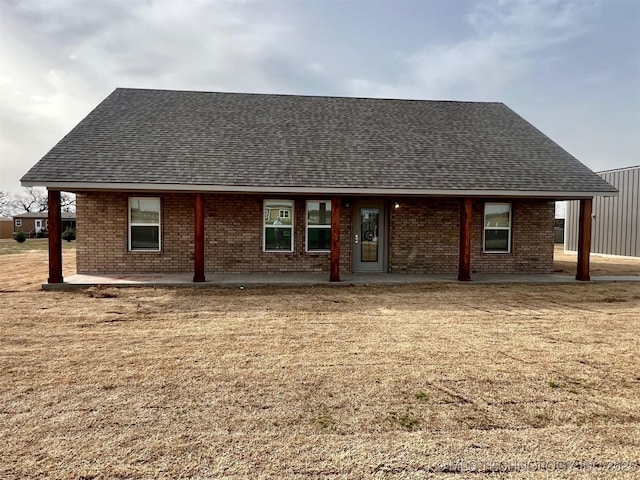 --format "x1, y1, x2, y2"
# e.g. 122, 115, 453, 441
15, 219, 22, 227
305, 200, 332, 252
483, 202, 512, 254
263, 200, 294, 252
128, 197, 161, 252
